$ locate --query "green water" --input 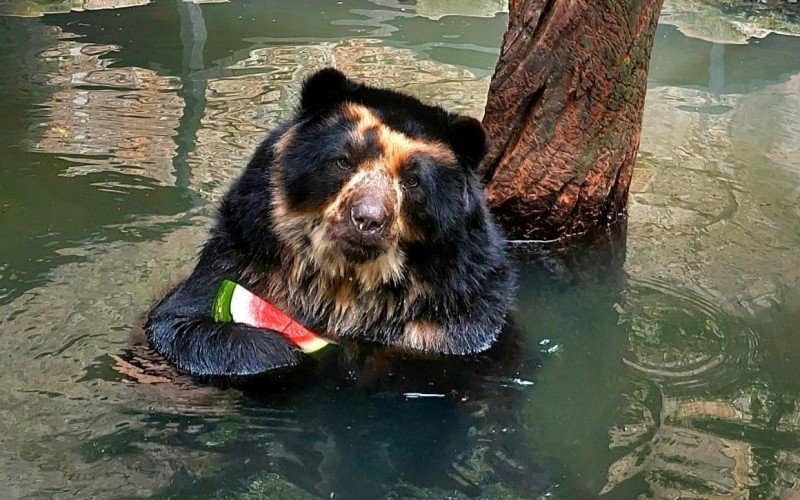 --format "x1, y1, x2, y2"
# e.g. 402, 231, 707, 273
1, 2, 799, 498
